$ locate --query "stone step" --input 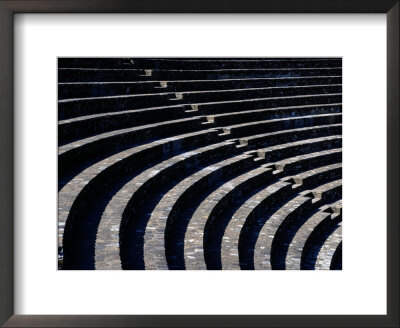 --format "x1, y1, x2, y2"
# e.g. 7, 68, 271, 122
58, 105, 188, 145
58, 67, 342, 83
222, 164, 342, 270
285, 197, 343, 270
256, 135, 342, 162
58, 116, 205, 183
226, 113, 342, 138
209, 103, 342, 126
315, 224, 343, 270
144, 154, 257, 270
184, 166, 274, 270
59, 76, 342, 100
240, 123, 342, 149
59, 85, 341, 121
191, 93, 342, 115
116, 141, 242, 269
58, 58, 342, 70
221, 180, 294, 270
58, 128, 221, 268
254, 178, 342, 269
